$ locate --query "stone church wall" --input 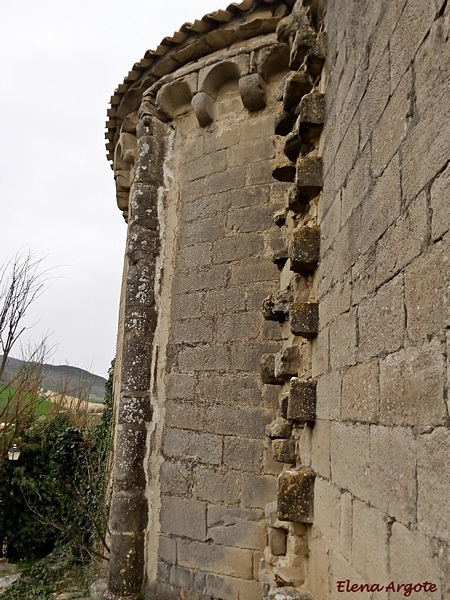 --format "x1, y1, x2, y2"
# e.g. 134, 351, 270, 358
105, 1, 450, 599
309, 1, 450, 597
